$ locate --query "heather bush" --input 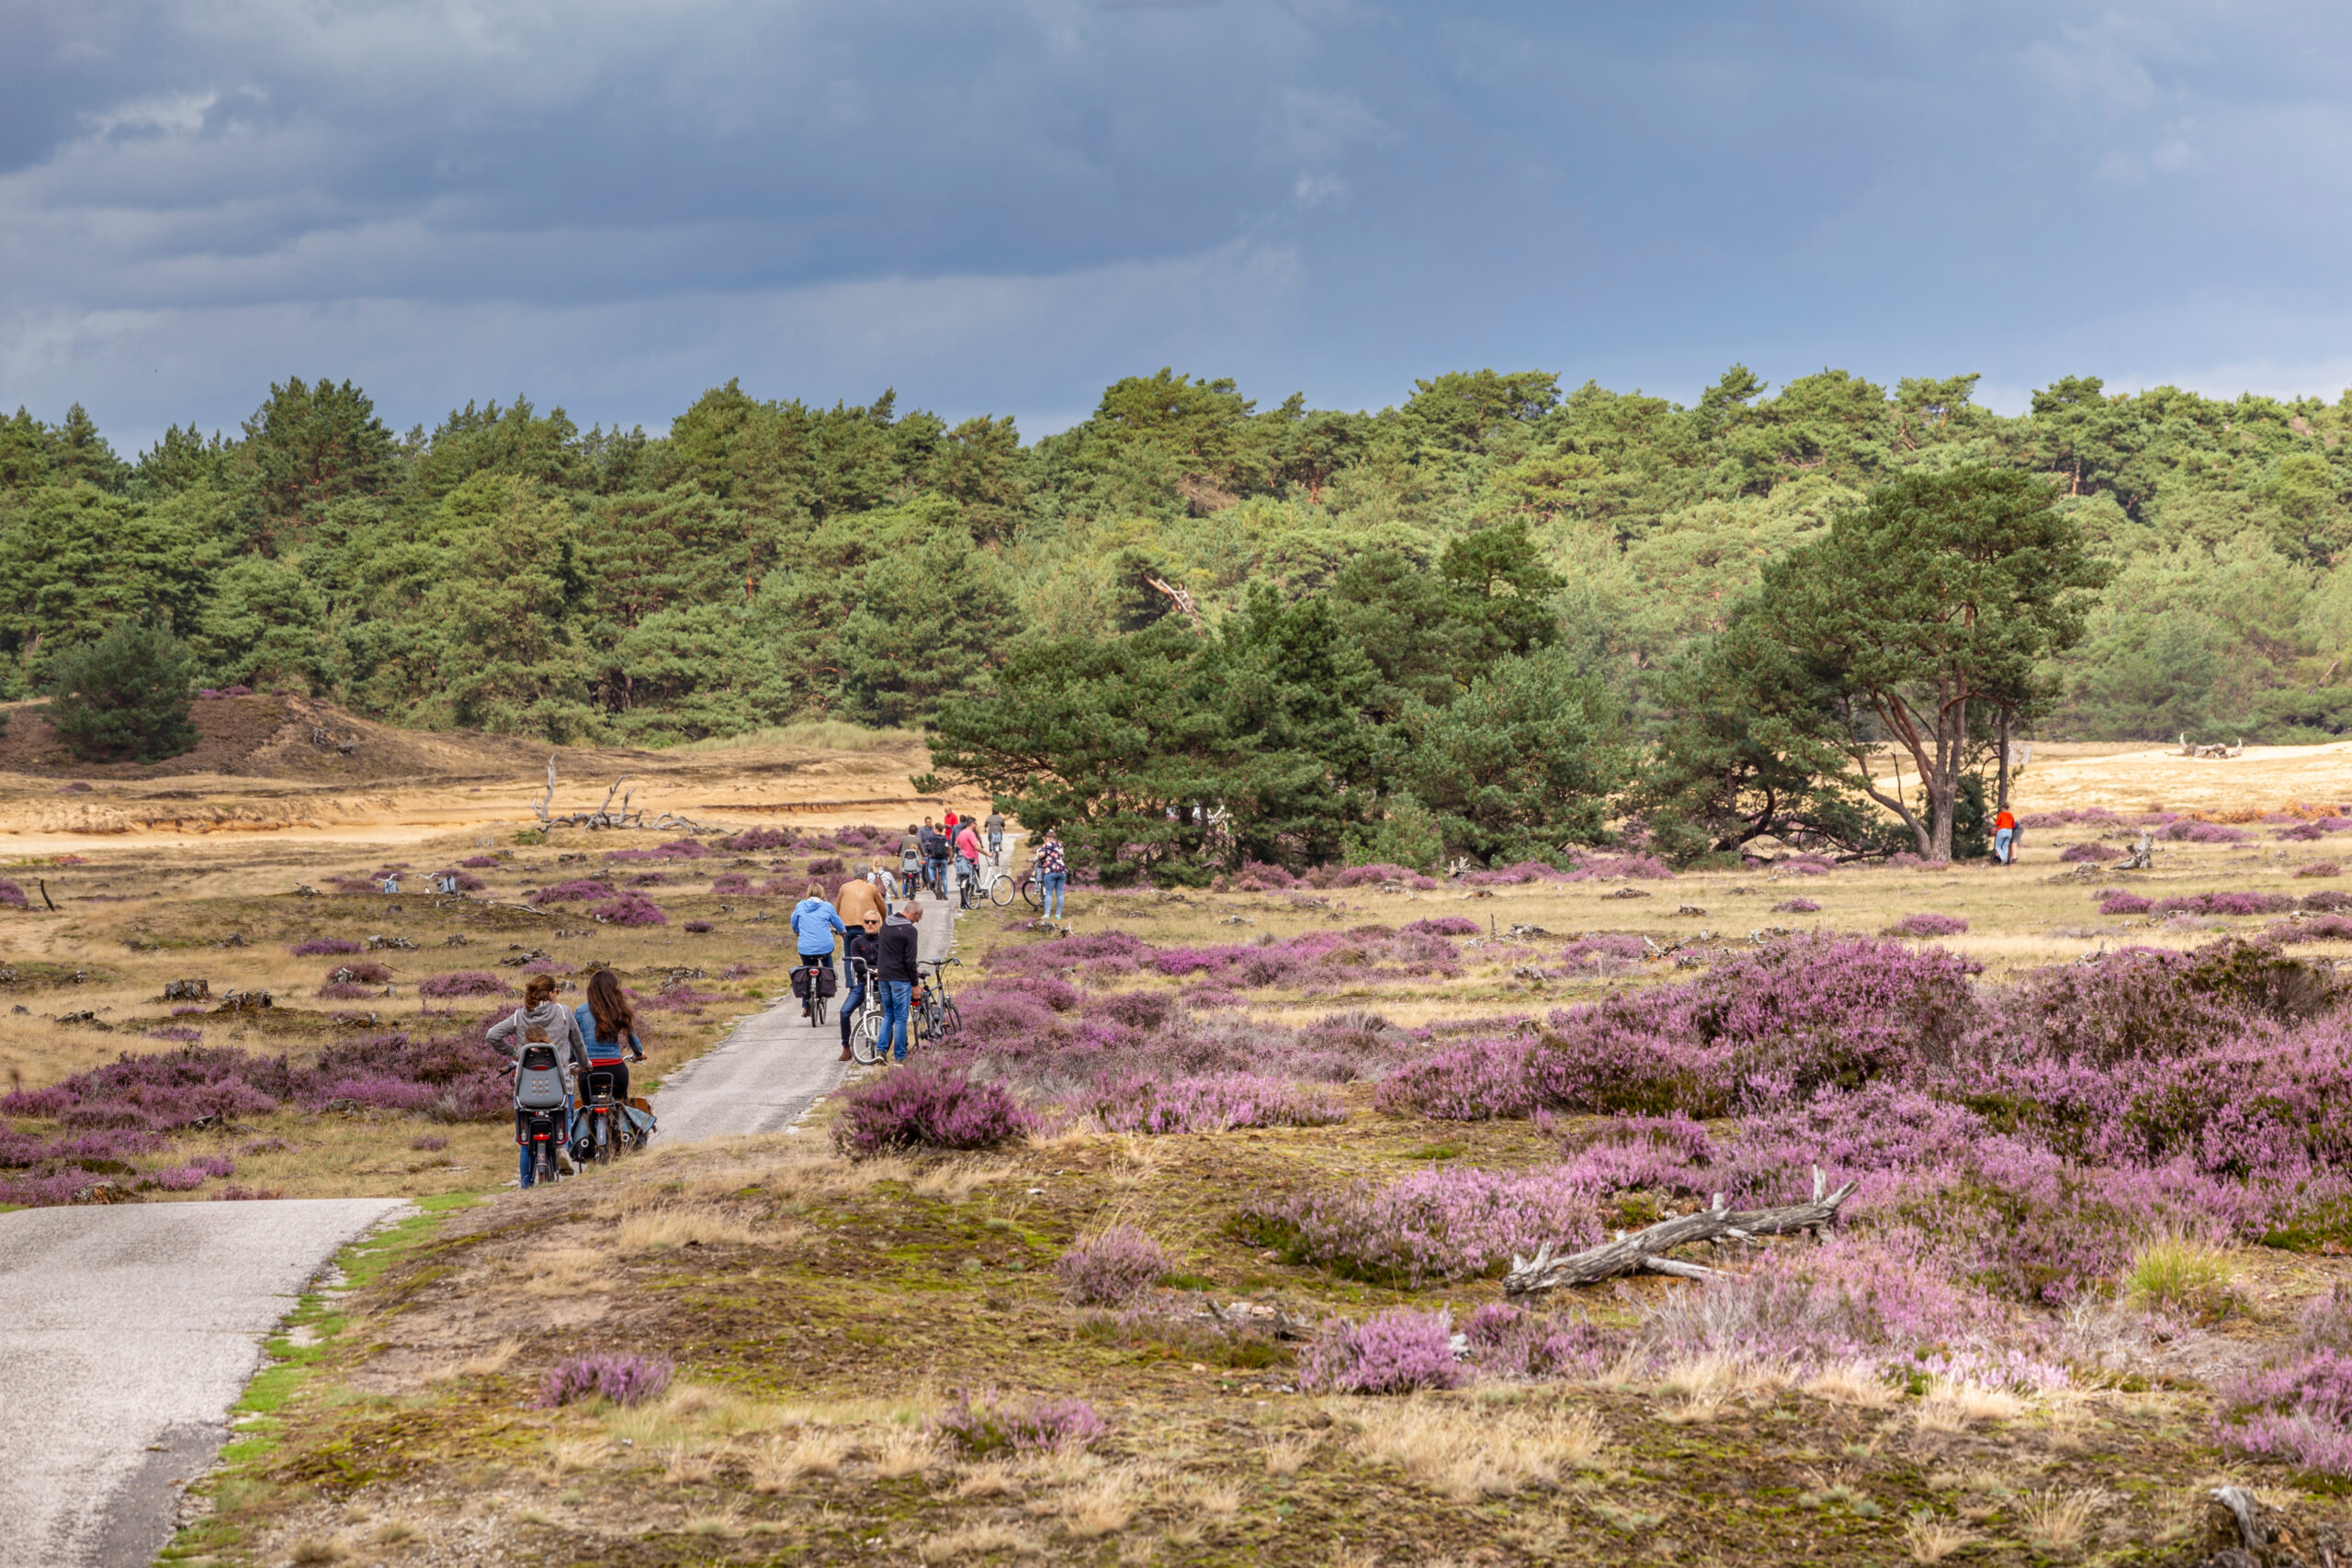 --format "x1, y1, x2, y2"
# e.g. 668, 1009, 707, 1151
1883, 912, 1967, 938
2058, 841, 2119, 863
1559, 933, 1646, 972
1770, 897, 1821, 913
933, 1390, 1108, 1457
831, 1068, 1033, 1158
2152, 890, 2294, 918
1402, 916, 1479, 937
2164, 819, 2249, 844
716, 827, 792, 852
1085, 988, 1171, 1031
537, 1354, 673, 1408
317, 983, 377, 1001
290, 938, 361, 955
1374, 1035, 1538, 1121
1297, 1309, 1467, 1393
805, 856, 846, 875
1054, 1225, 1171, 1304
2301, 863, 2345, 879
2304, 889, 2352, 911
1090, 1072, 1346, 1134
2215, 1350, 2352, 1475
2098, 891, 2154, 916
459, 854, 500, 868
142, 1026, 202, 1043
591, 892, 668, 927
1336, 863, 1416, 886
1241, 1165, 1601, 1284
530, 879, 616, 904
418, 971, 507, 998
0, 880, 27, 910
1460, 1303, 1616, 1380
